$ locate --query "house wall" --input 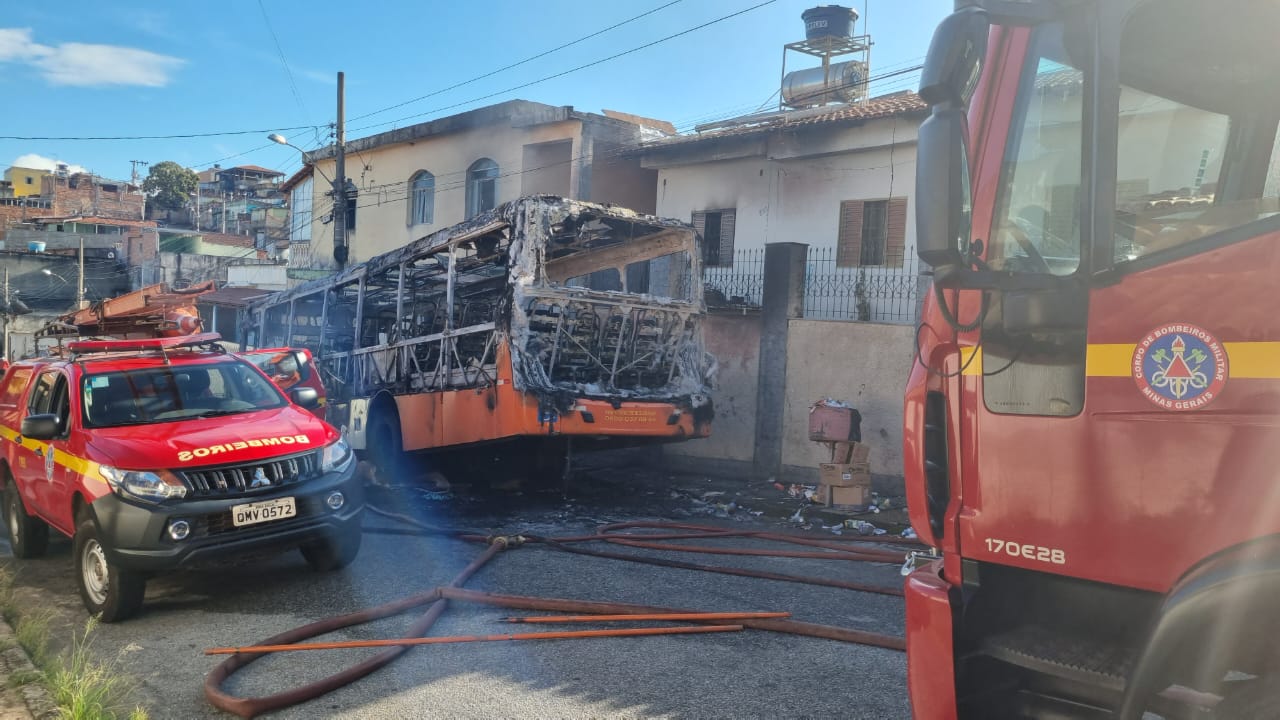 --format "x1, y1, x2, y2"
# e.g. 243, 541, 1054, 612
307, 119, 586, 265
664, 311, 762, 464
651, 117, 919, 254
780, 319, 913, 480
43, 174, 145, 221
3, 168, 48, 198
